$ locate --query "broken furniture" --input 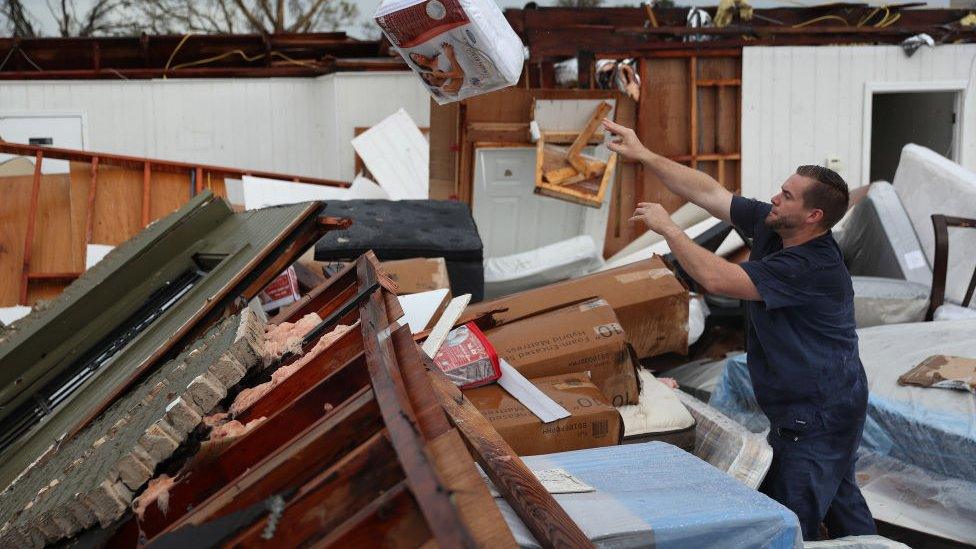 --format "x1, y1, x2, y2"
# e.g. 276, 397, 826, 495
534, 101, 619, 208
313, 199, 485, 301
711, 318, 976, 545
836, 144, 976, 326
0, 194, 349, 546
494, 442, 800, 547
0, 141, 349, 308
